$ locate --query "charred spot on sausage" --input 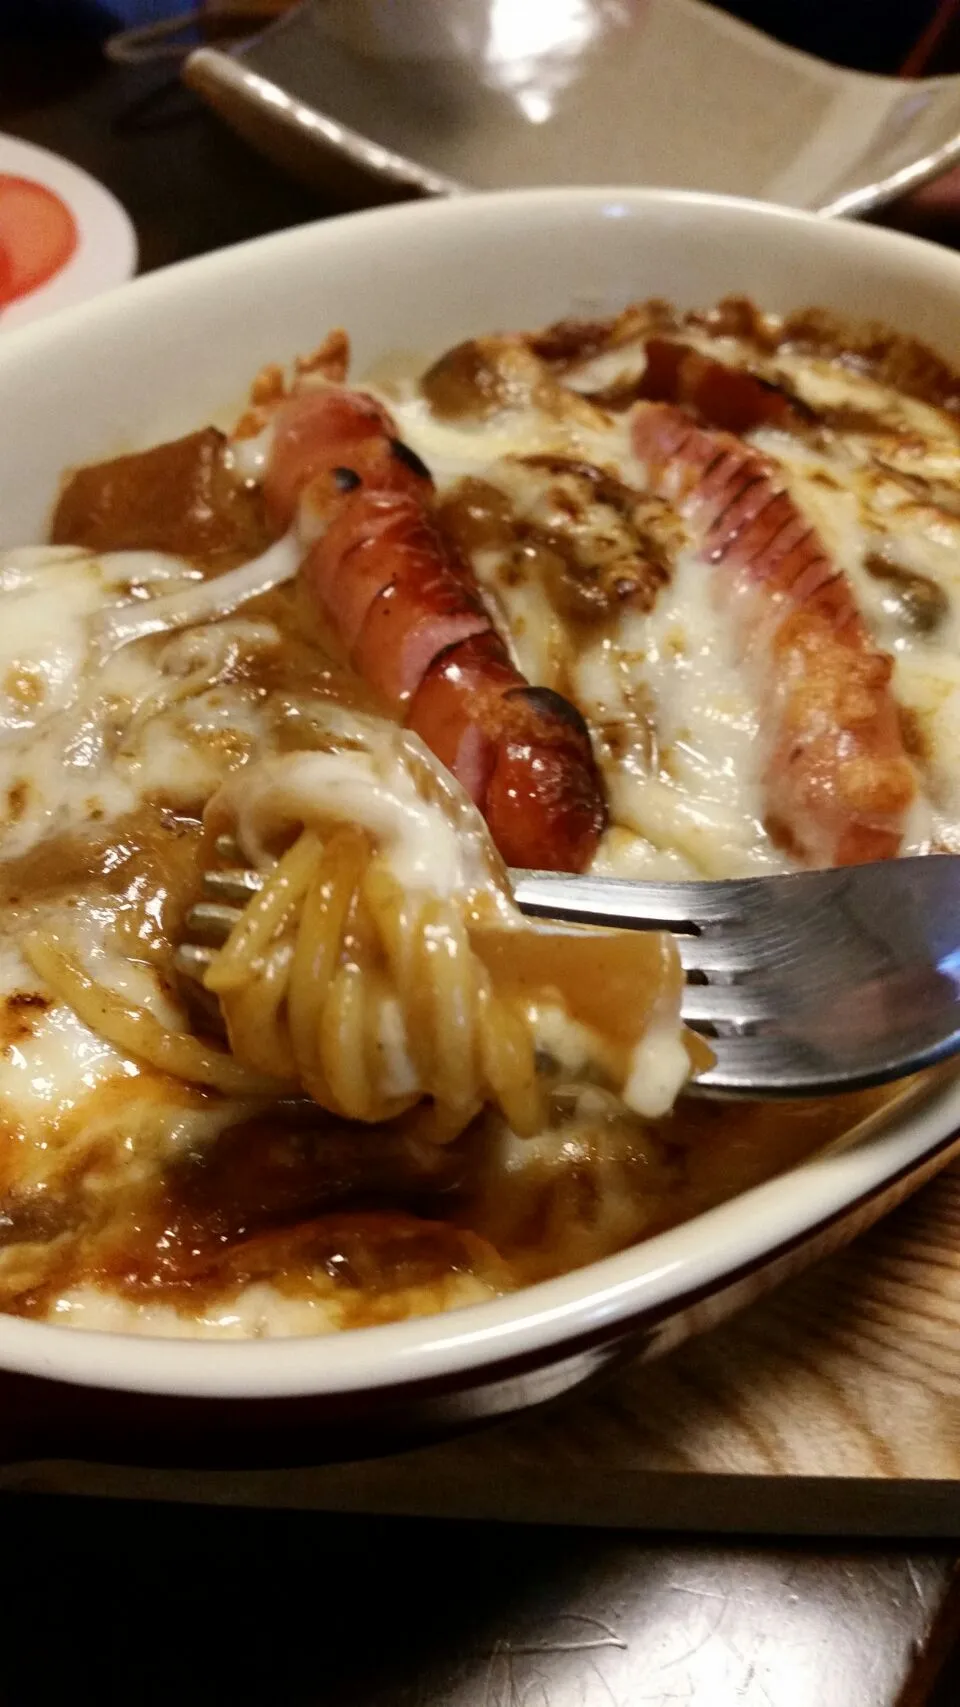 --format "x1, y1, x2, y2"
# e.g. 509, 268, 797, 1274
333, 466, 362, 492
505, 685, 593, 742
389, 438, 433, 482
